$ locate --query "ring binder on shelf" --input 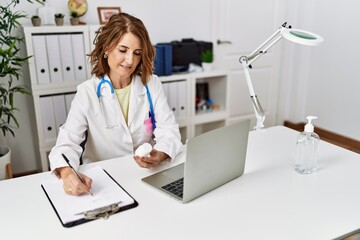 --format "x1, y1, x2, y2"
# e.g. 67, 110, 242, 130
41, 166, 138, 227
